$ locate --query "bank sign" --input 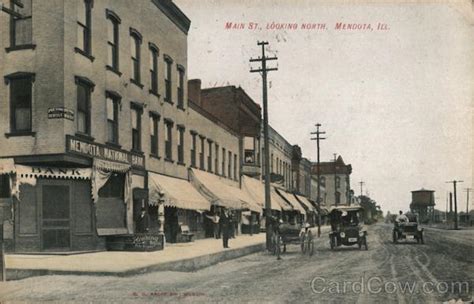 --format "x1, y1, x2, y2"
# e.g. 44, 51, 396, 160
66, 135, 145, 168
